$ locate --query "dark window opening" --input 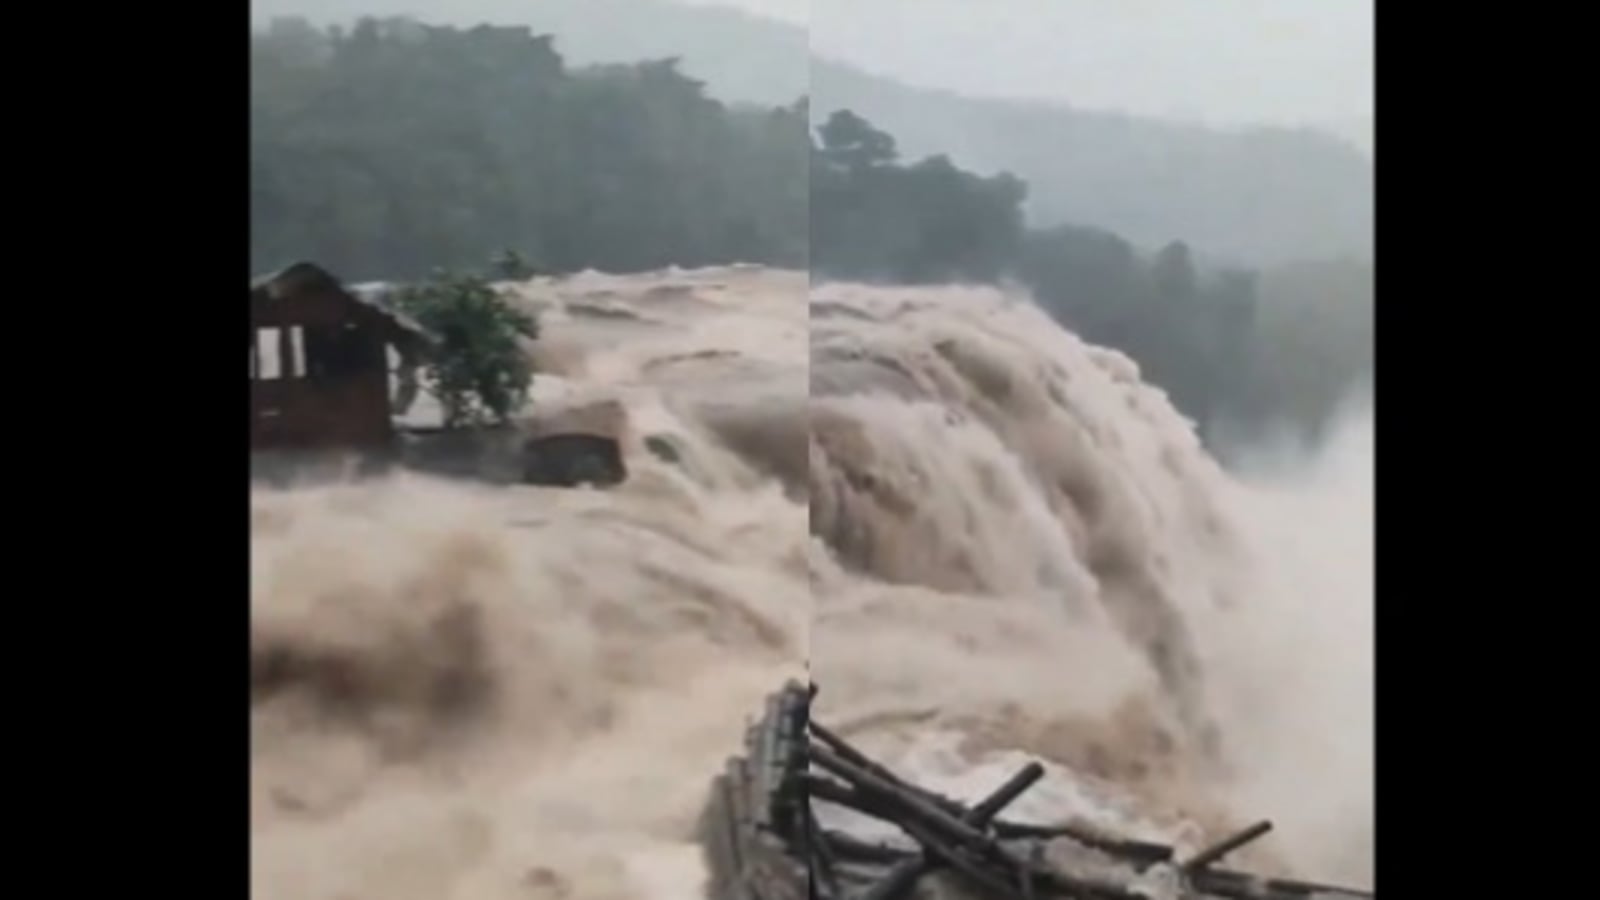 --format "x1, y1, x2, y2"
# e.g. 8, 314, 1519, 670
305, 321, 384, 381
